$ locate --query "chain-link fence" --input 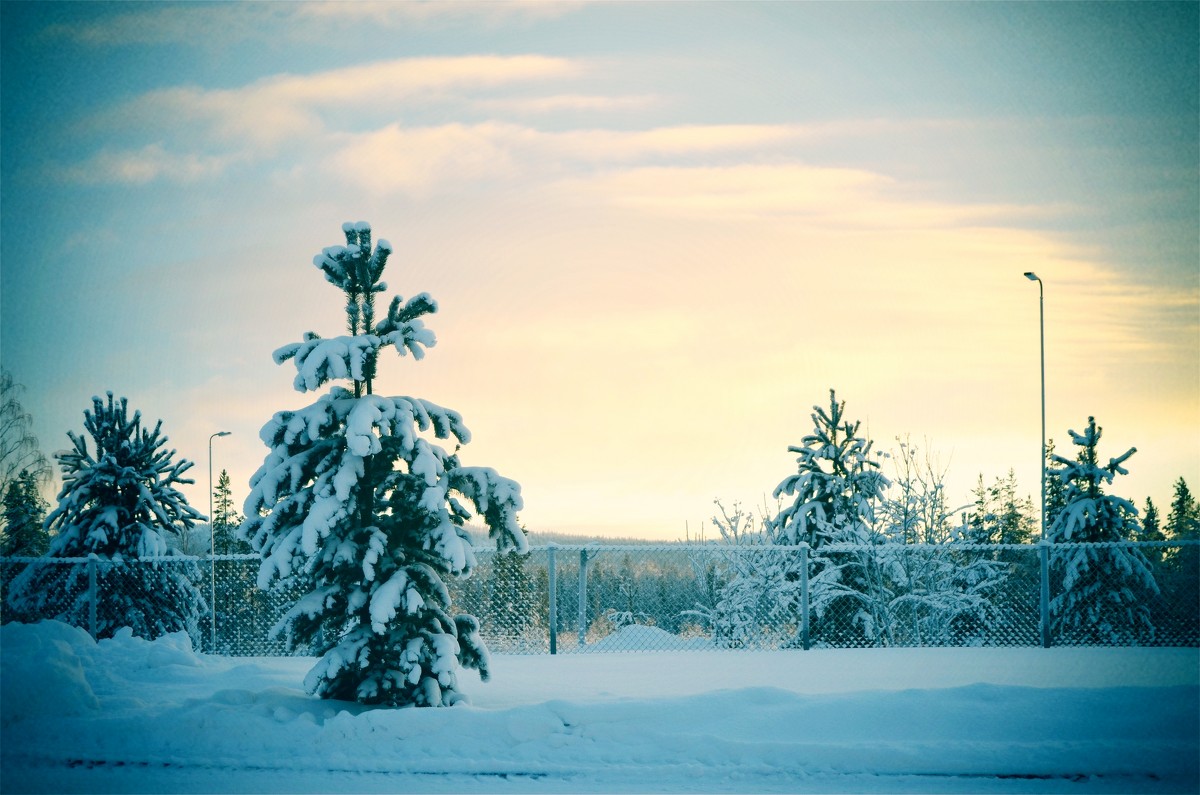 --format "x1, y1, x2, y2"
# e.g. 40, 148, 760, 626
2, 542, 1196, 655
